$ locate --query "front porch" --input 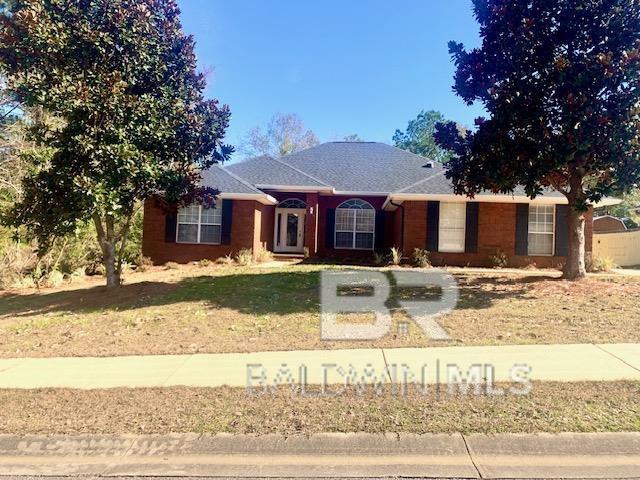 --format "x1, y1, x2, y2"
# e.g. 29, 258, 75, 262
272, 197, 313, 255
261, 191, 390, 260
